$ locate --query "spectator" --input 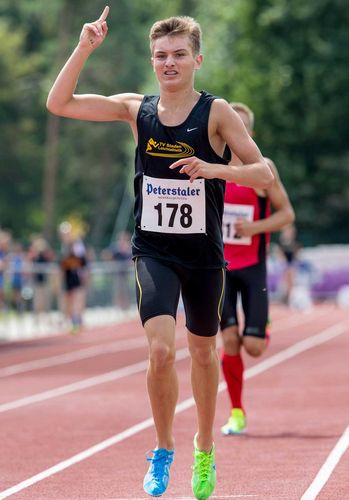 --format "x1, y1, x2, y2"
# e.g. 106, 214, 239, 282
0, 230, 11, 314
9, 241, 26, 313
28, 235, 55, 318
59, 221, 89, 333
278, 223, 301, 304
